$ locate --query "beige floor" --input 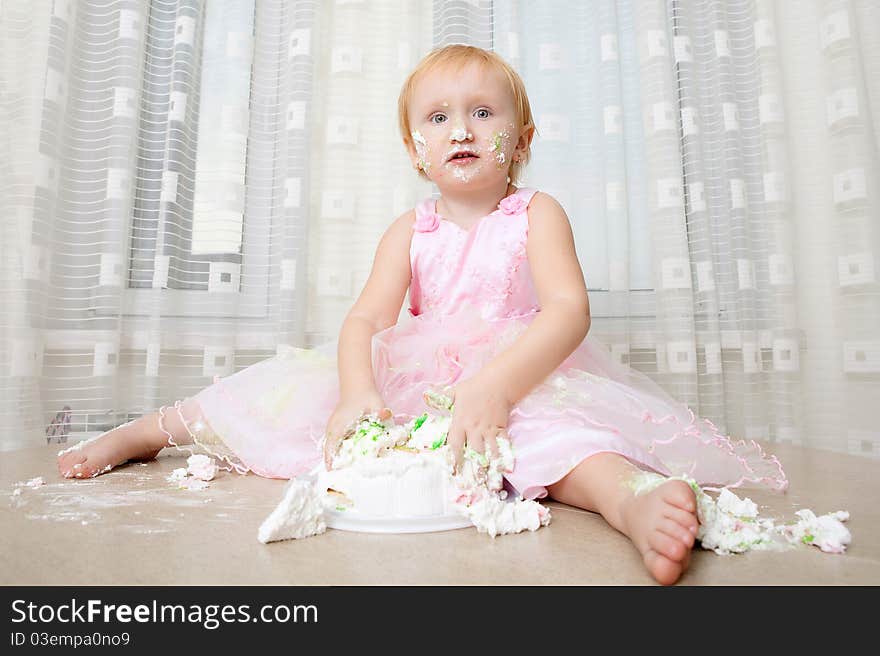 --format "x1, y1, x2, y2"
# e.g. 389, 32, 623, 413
1, 441, 878, 585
